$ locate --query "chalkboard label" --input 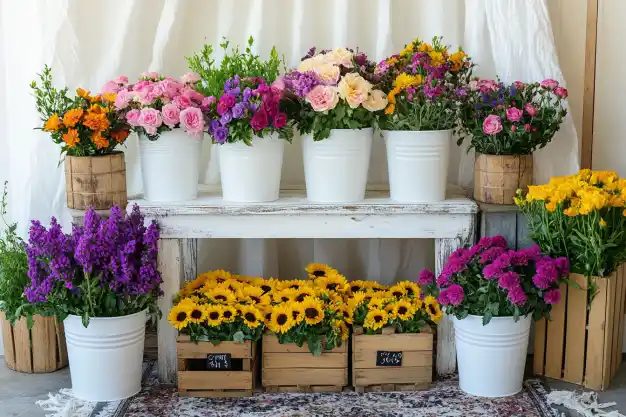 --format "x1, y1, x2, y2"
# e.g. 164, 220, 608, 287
376, 351, 403, 367
206, 353, 232, 370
